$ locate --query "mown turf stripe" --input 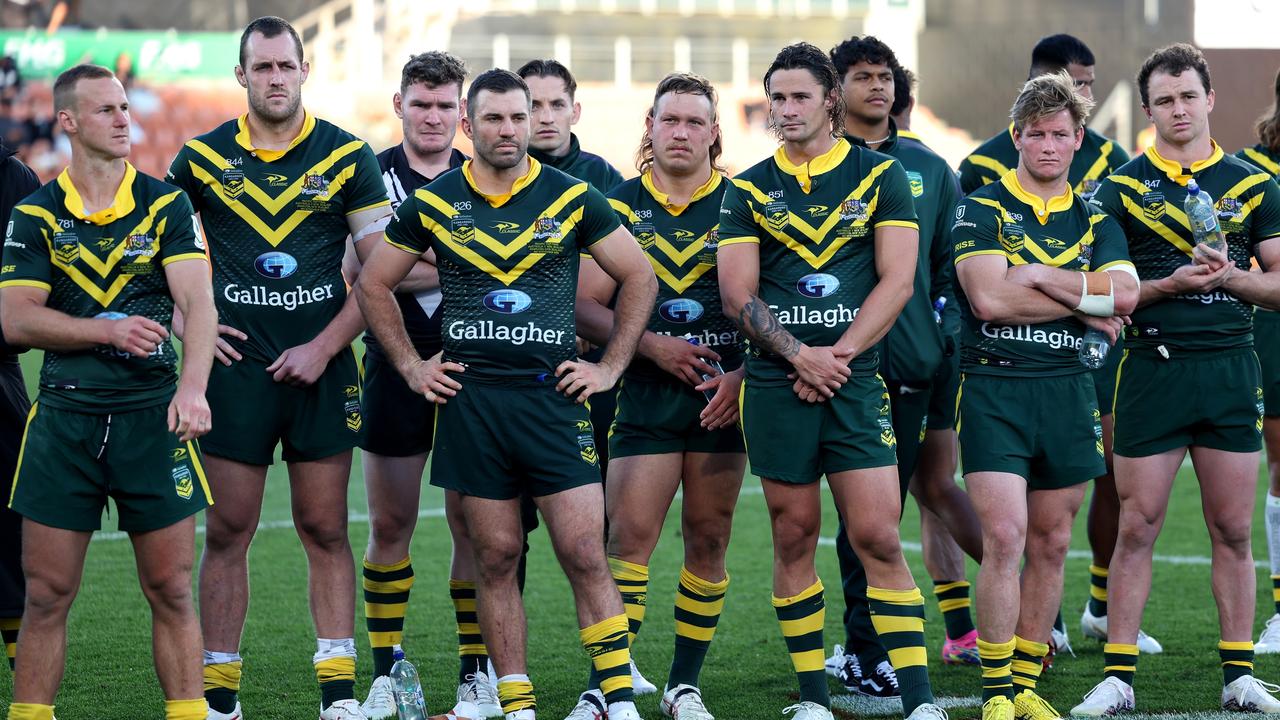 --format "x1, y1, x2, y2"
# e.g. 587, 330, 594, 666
830, 693, 982, 717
